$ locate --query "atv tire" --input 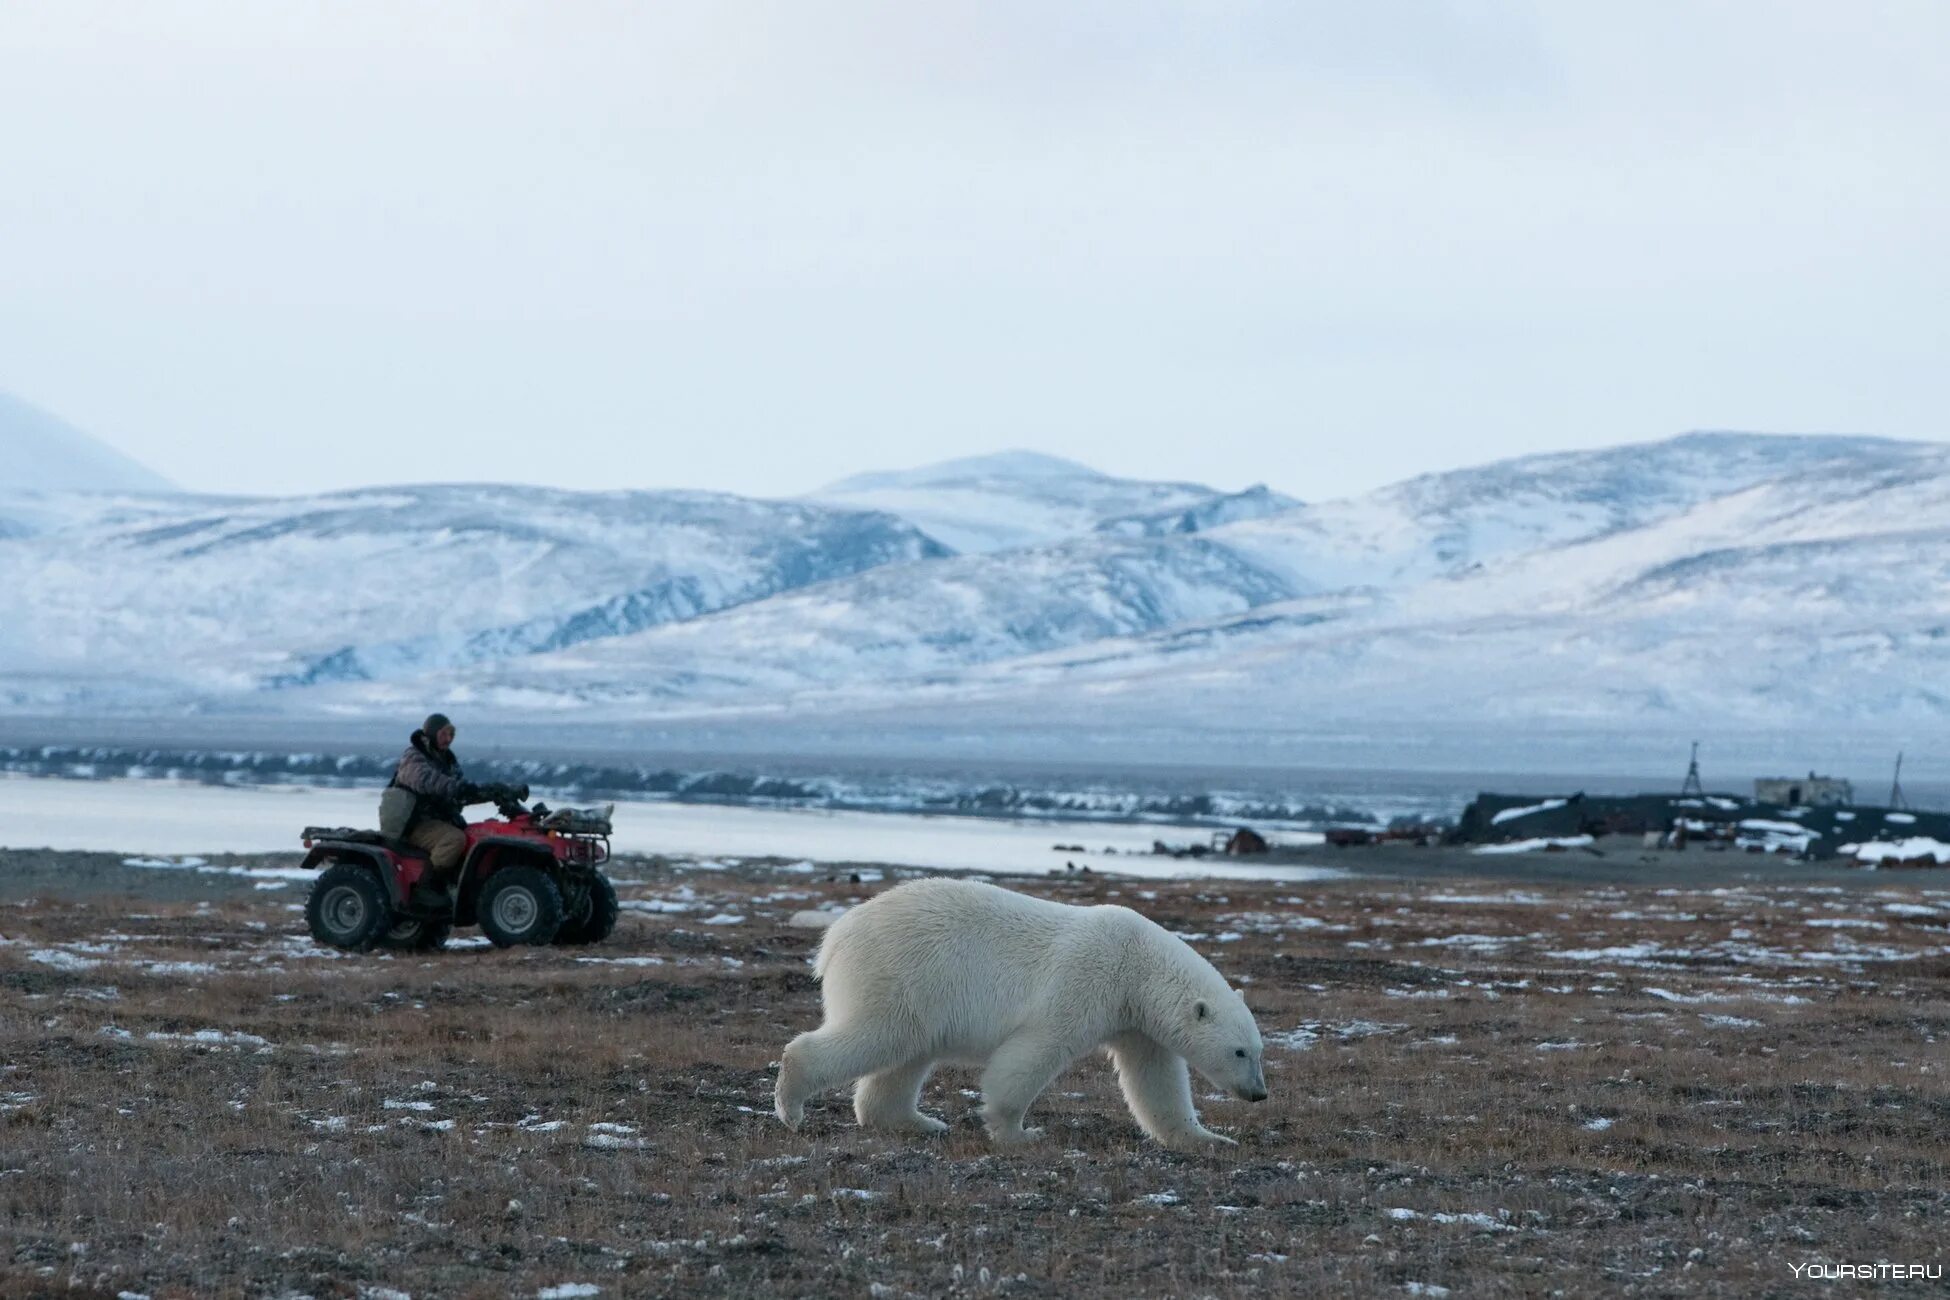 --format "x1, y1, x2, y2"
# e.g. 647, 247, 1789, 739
553, 872, 619, 946
306, 863, 393, 952
380, 914, 452, 952
479, 865, 565, 948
